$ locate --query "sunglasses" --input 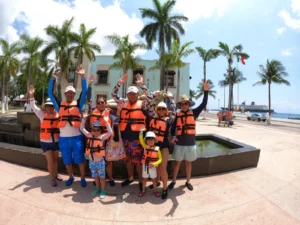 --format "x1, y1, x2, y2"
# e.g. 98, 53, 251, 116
92, 129, 101, 132
146, 137, 156, 140
97, 101, 105, 104
180, 102, 190, 106
157, 107, 166, 111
